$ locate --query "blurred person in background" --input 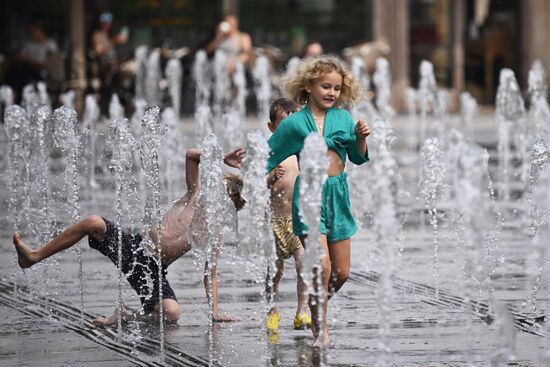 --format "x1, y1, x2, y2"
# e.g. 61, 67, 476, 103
6, 19, 58, 99
205, 14, 252, 74
301, 41, 323, 59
